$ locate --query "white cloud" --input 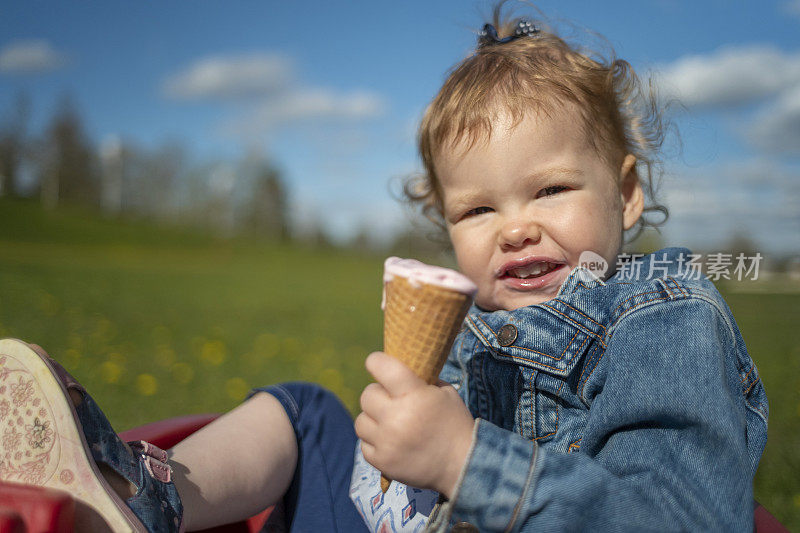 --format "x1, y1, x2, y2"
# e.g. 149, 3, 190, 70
658, 45, 800, 109
749, 85, 800, 154
0, 40, 69, 74
783, 0, 800, 18
162, 54, 292, 100
219, 87, 384, 137
164, 53, 385, 134
250, 89, 383, 126
661, 161, 800, 253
